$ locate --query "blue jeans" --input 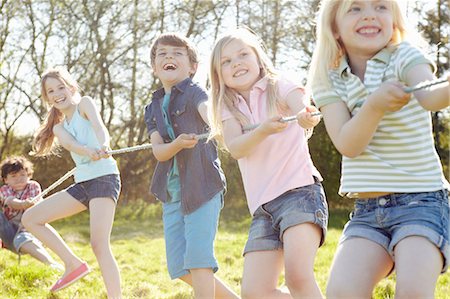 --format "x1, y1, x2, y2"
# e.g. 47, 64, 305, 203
341, 190, 450, 273
0, 213, 42, 253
